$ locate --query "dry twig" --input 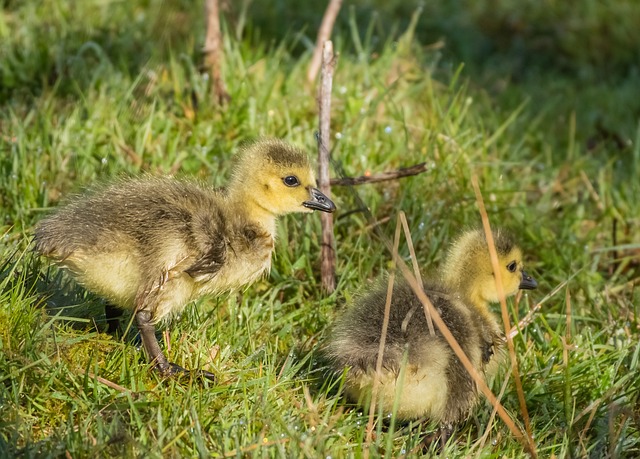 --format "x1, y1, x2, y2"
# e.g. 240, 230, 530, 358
86, 372, 130, 393
318, 40, 337, 293
330, 162, 429, 186
204, 0, 231, 104
307, 0, 343, 83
